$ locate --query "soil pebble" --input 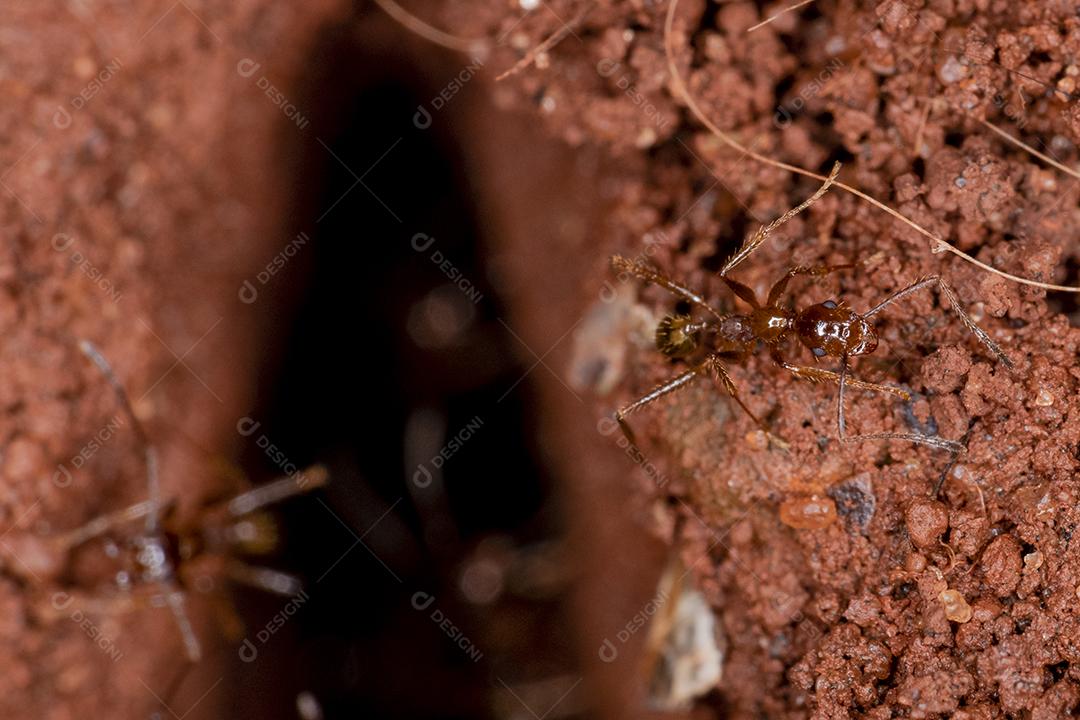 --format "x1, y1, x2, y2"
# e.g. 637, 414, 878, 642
905, 499, 950, 549
980, 534, 1023, 596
